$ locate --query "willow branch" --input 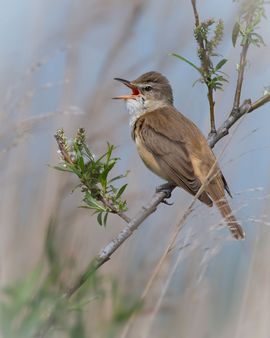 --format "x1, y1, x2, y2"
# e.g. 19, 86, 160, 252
66, 185, 175, 297
191, 0, 216, 133
208, 91, 270, 147
232, 42, 249, 112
